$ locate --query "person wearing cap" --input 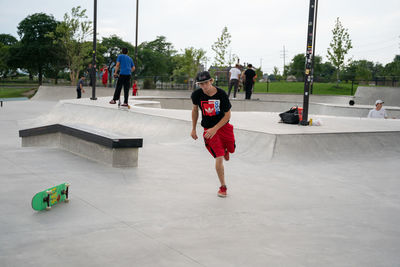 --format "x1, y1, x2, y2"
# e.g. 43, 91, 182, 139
191, 71, 236, 198
368, 100, 388, 119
